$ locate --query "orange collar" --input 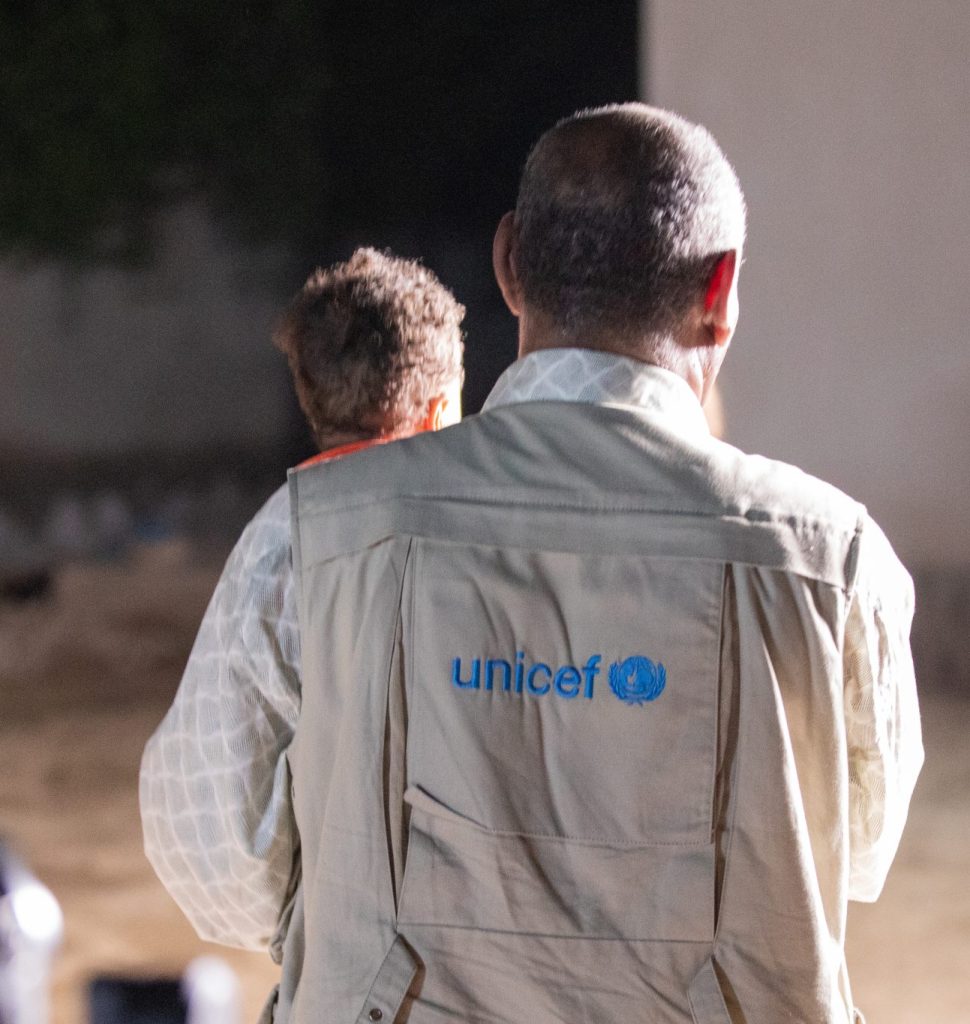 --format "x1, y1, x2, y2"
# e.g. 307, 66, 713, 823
296, 436, 393, 470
